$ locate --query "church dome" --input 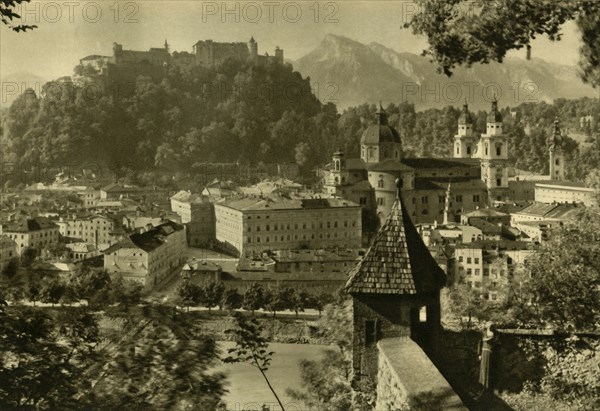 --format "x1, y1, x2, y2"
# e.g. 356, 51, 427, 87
360, 106, 401, 145
487, 99, 503, 123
